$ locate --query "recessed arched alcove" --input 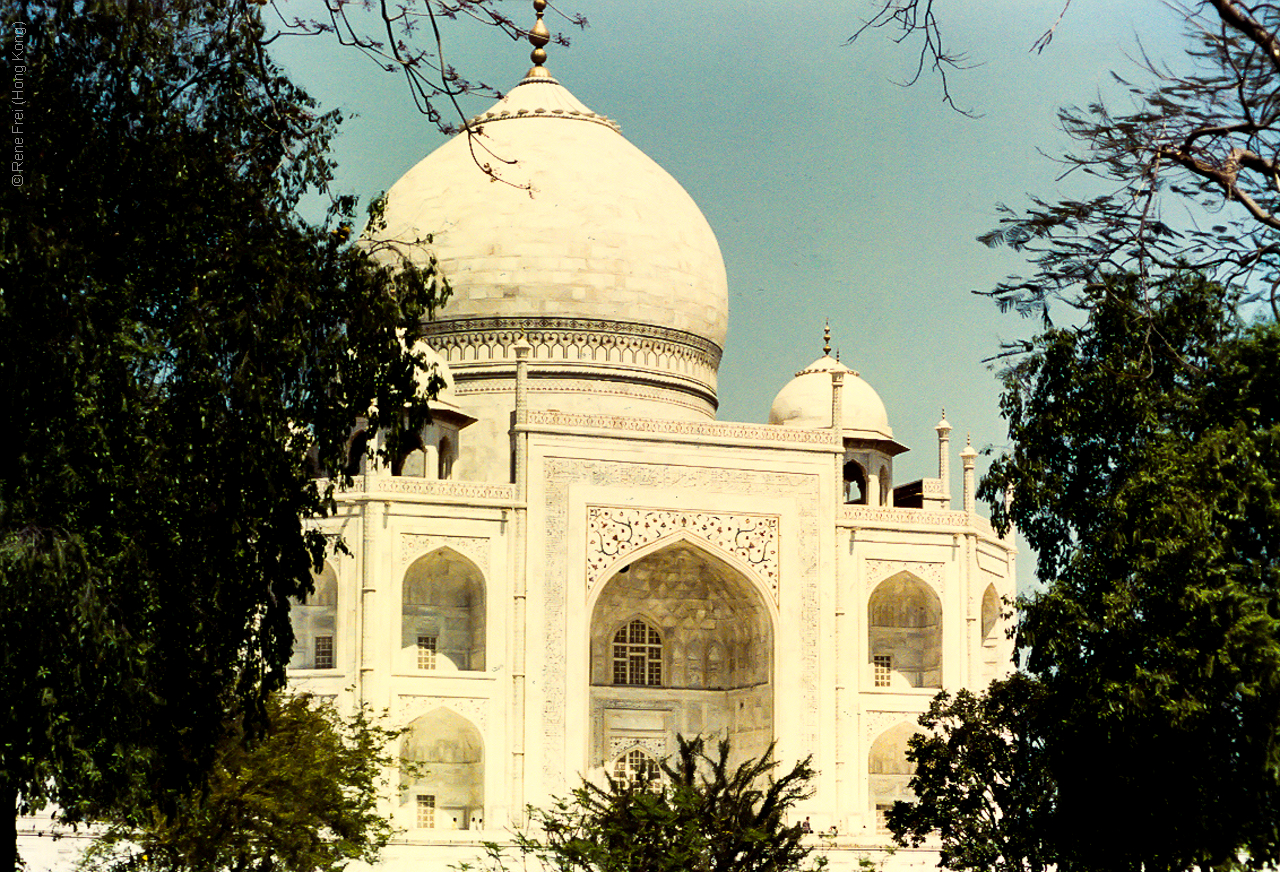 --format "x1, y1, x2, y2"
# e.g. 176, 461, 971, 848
588, 540, 773, 770
979, 582, 1003, 685
288, 562, 338, 671
981, 583, 1000, 643
868, 571, 942, 689
402, 548, 485, 672
399, 708, 484, 831
868, 721, 918, 830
